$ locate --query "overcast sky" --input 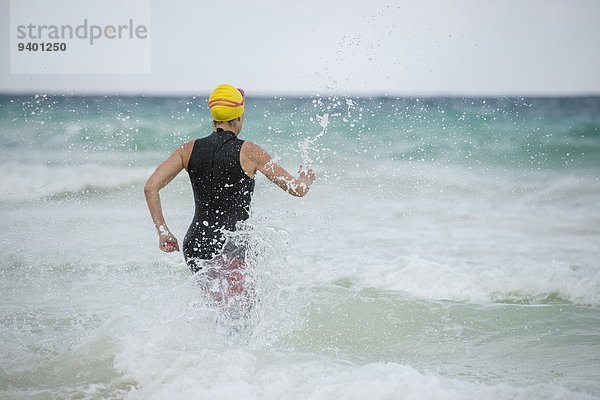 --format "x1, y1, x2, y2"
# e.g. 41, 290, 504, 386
1, 0, 599, 96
